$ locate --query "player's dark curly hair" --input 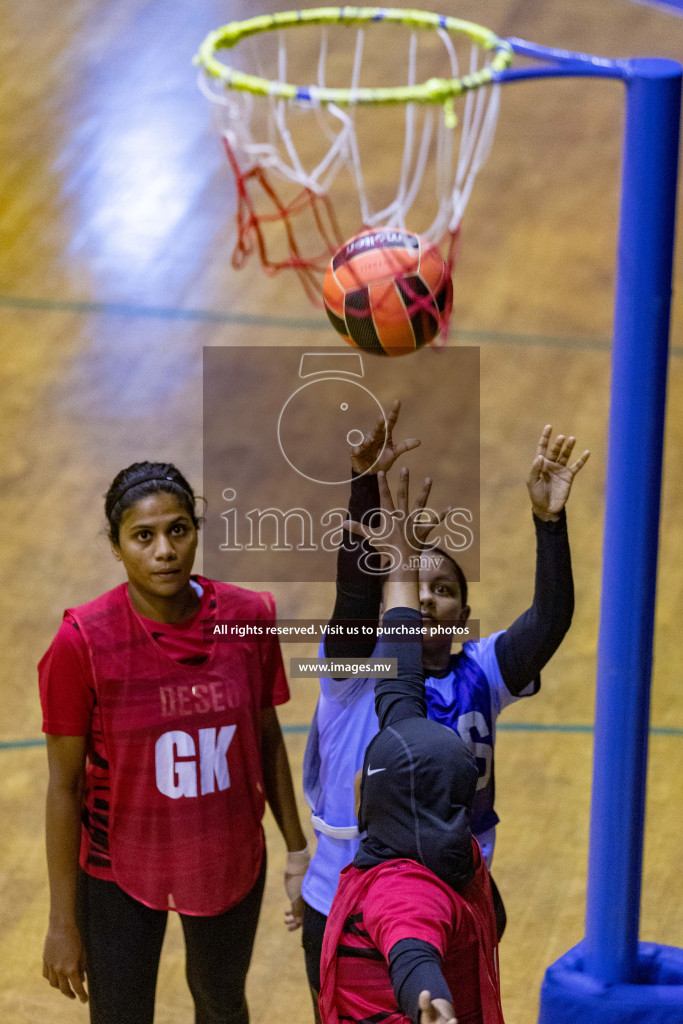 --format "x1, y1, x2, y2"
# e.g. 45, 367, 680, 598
105, 462, 200, 545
